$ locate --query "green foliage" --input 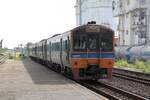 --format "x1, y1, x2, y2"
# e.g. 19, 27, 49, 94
144, 62, 150, 72
0, 48, 7, 53
8, 53, 13, 59
115, 60, 130, 68
6, 51, 25, 60
13, 52, 25, 60
135, 60, 145, 69
115, 60, 150, 73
